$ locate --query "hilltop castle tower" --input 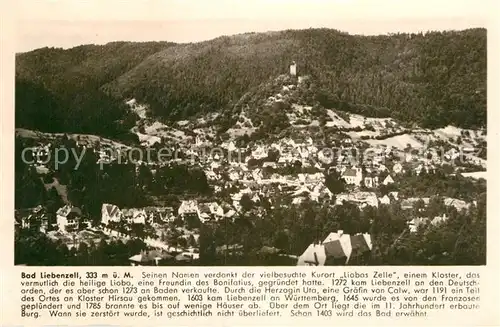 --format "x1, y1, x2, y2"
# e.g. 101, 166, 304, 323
290, 61, 297, 76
